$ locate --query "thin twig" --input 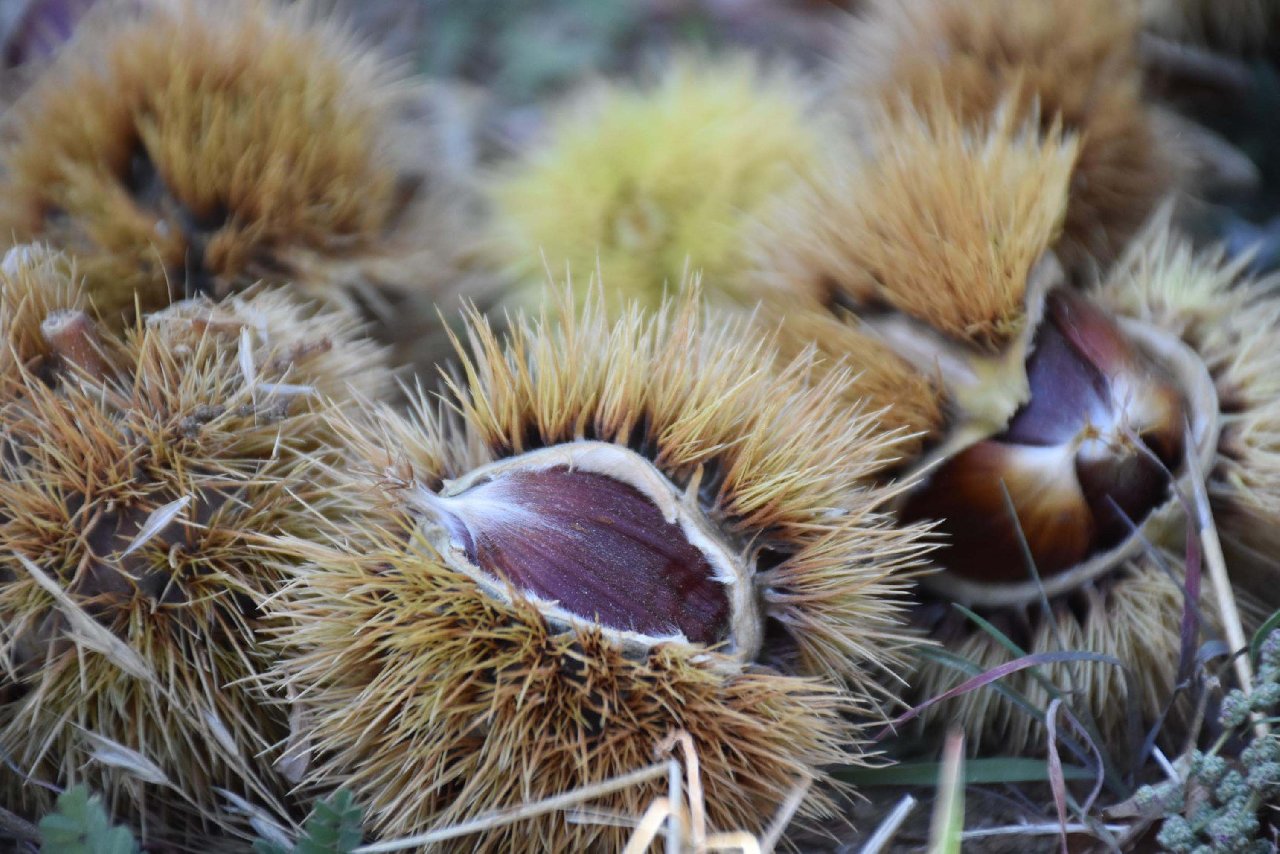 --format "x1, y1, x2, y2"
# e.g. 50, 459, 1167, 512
1183, 426, 1268, 739
622, 798, 673, 854
667, 757, 684, 854
563, 807, 640, 829
759, 776, 812, 854
962, 823, 1127, 840
660, 731, 706, 850
1152, 746, 1180, 784
706, 831, 762, 853
351, 763, 668, 853
858, 795, 917, 854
